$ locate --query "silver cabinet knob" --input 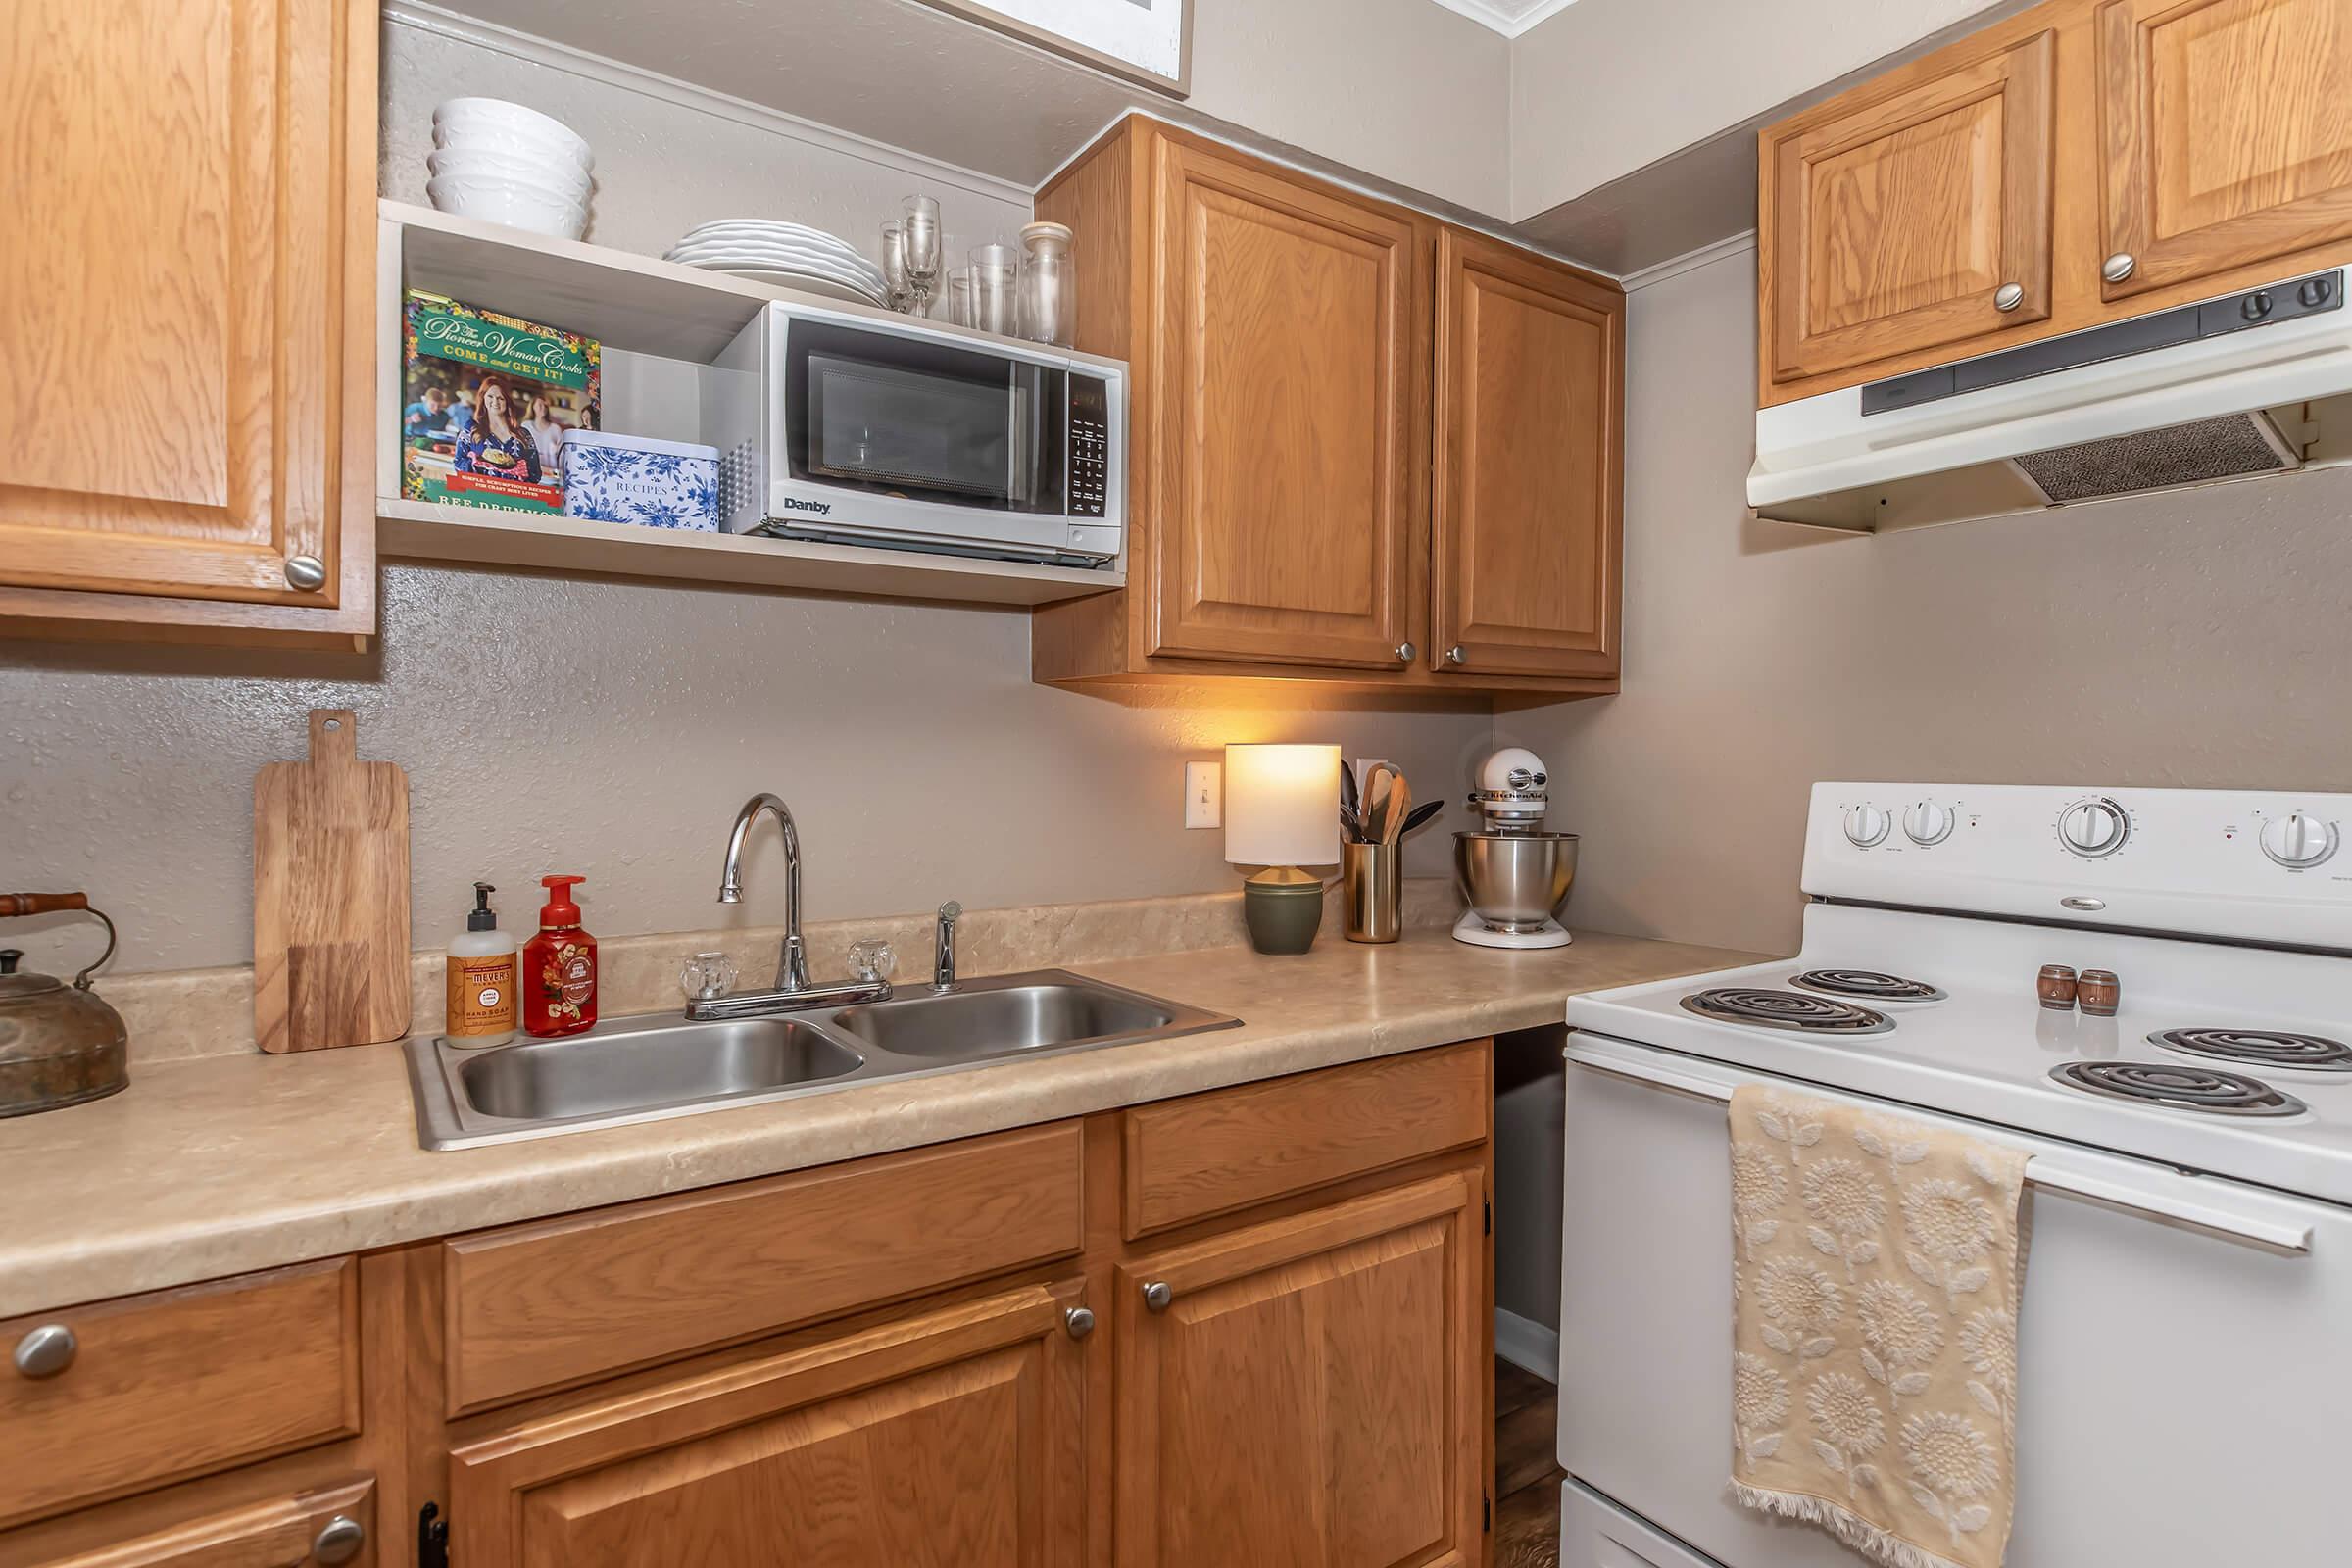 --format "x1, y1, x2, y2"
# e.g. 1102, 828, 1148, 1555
1446, 644, 1466, 665
13, 1323, 75, 1379
2101, 252, 2136, 284
1994, 282, 2025, 312
1142, 1280, 1174, 1313
1394, 641, 1417, 663
283, 555, 328, 591
1063, 1305, 1096, 1340
312, 1513, 366, 1566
